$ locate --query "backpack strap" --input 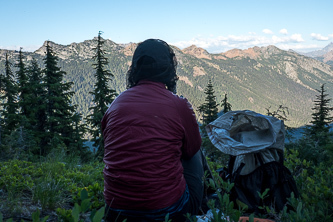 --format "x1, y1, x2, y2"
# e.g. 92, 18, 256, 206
255, 153, 264, 166
231, 162, 245, 183
228, 155, 236, 175
278, 150, 284, 164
